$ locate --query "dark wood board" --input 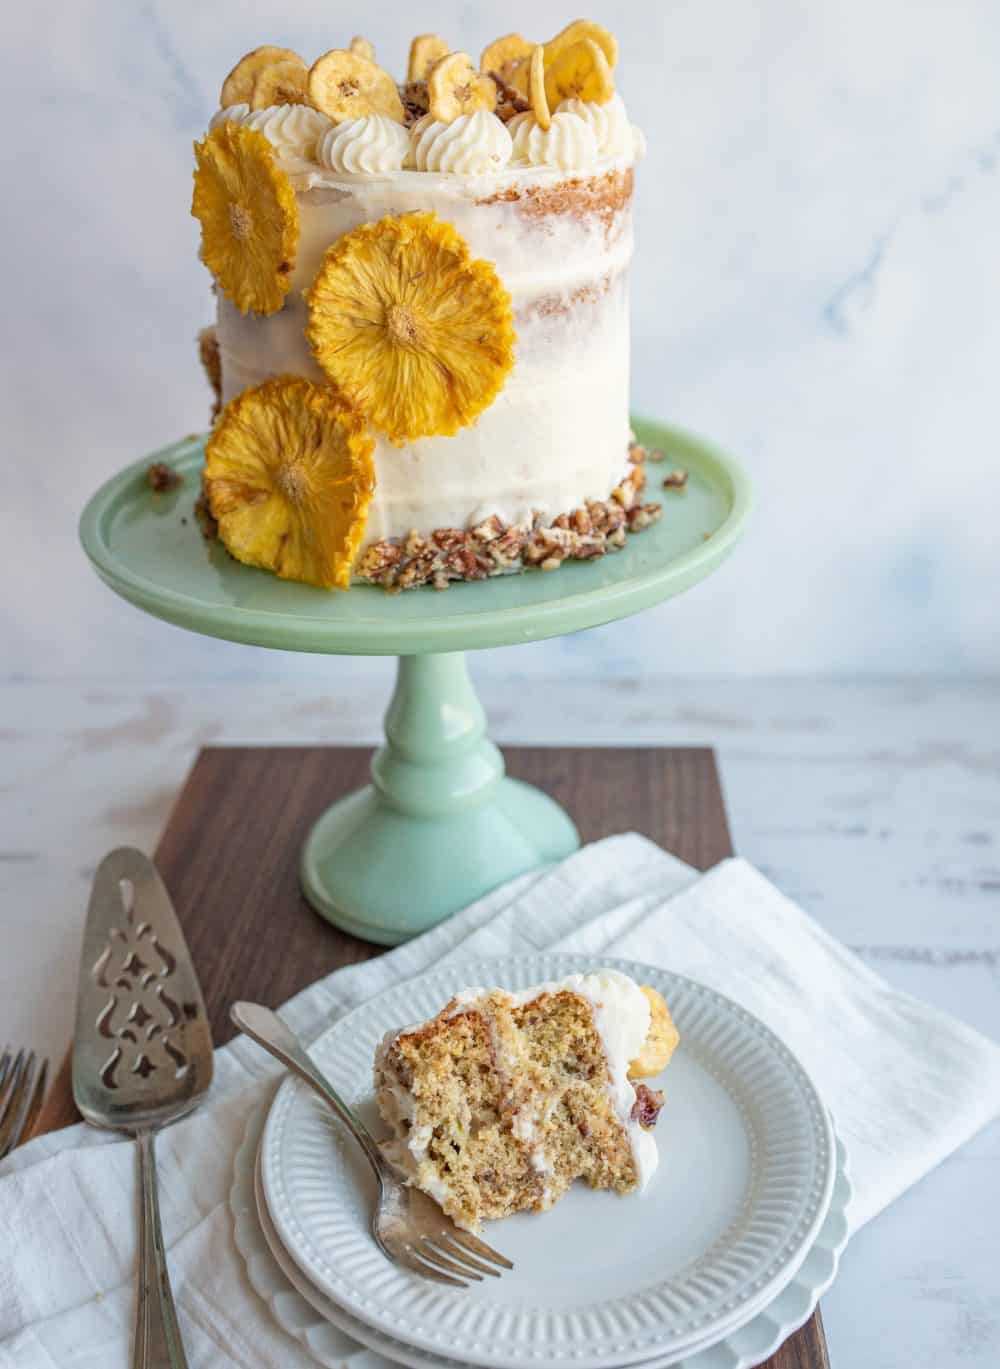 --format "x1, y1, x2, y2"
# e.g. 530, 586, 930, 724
34, 744, 828, 1368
